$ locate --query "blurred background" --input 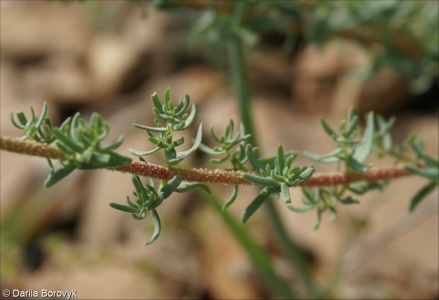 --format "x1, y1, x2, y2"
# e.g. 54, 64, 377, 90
1, 1, 438, 299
